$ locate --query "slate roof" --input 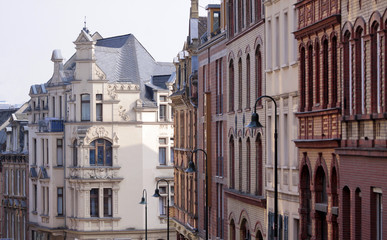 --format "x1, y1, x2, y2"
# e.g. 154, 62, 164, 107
31, 32, 175, 106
